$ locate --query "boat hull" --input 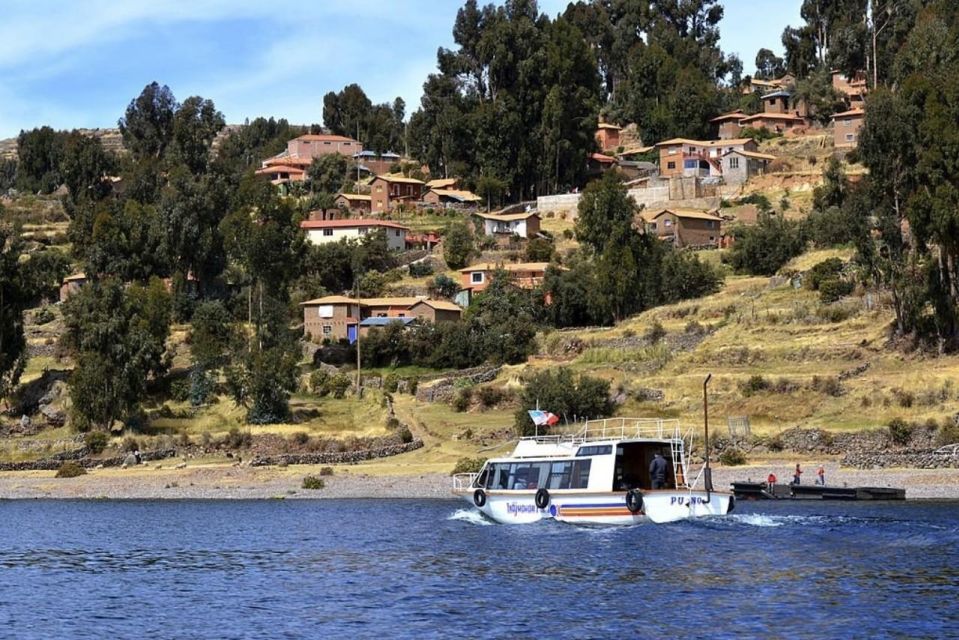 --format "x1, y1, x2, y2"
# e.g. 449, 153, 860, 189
454, 489, 734, 525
